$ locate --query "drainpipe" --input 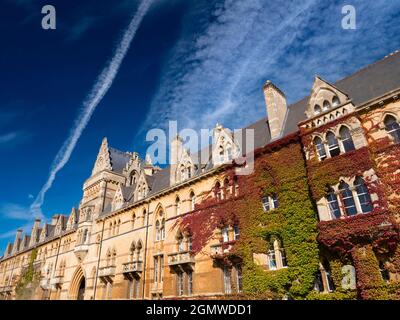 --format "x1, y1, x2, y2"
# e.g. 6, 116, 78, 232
50, 237, 62, 300
93, 180, 108, 300
141, 201, 150, 300
7, 256, 17, 300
